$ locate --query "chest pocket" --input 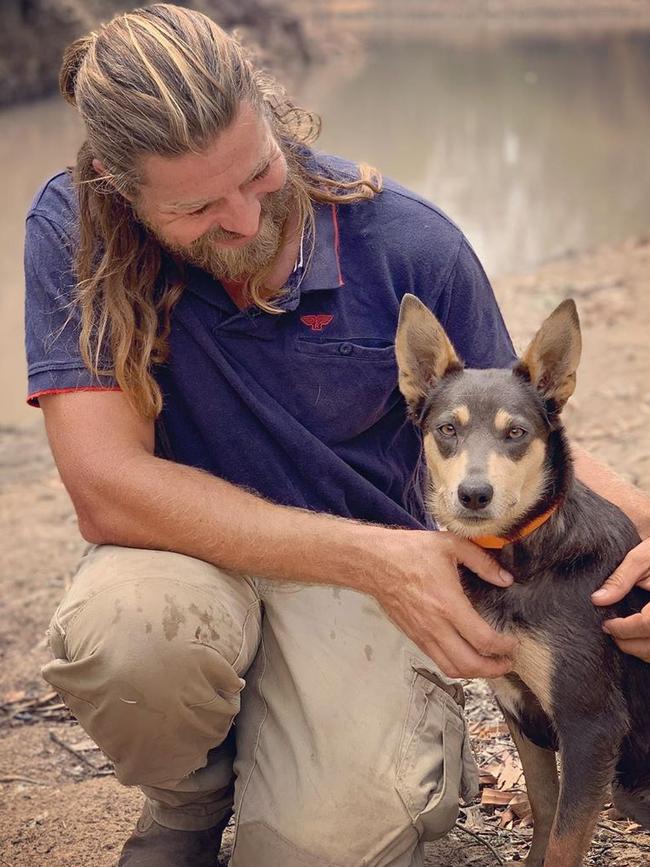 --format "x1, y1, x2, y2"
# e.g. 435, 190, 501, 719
290, 337, 400, 444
